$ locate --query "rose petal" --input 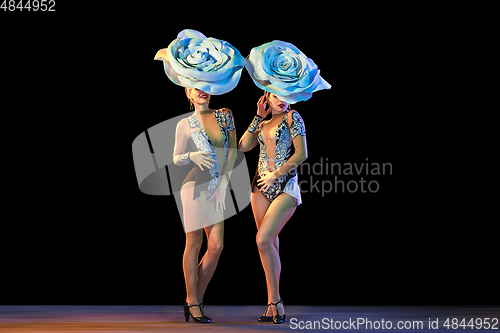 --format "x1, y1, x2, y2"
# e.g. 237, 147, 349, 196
178, 66, 244, 95
177, 29, 207, 39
